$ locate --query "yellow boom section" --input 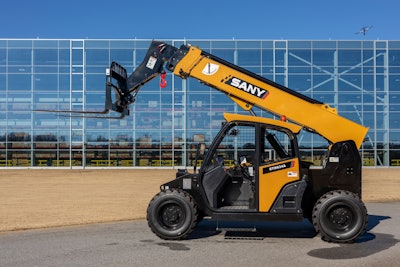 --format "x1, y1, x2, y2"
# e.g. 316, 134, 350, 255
173, 46, 368, 148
